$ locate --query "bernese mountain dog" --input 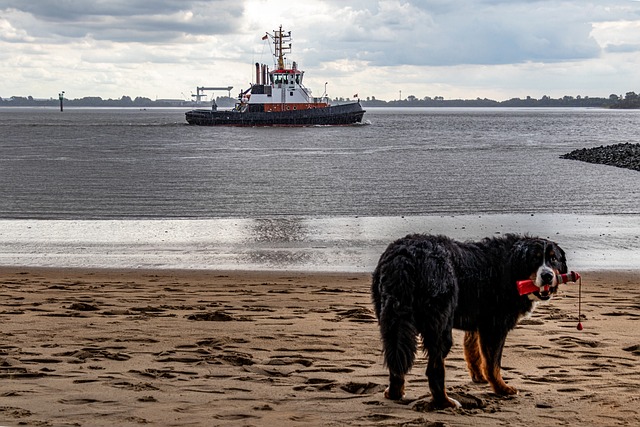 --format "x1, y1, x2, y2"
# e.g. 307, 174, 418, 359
371, 234, 567, 408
